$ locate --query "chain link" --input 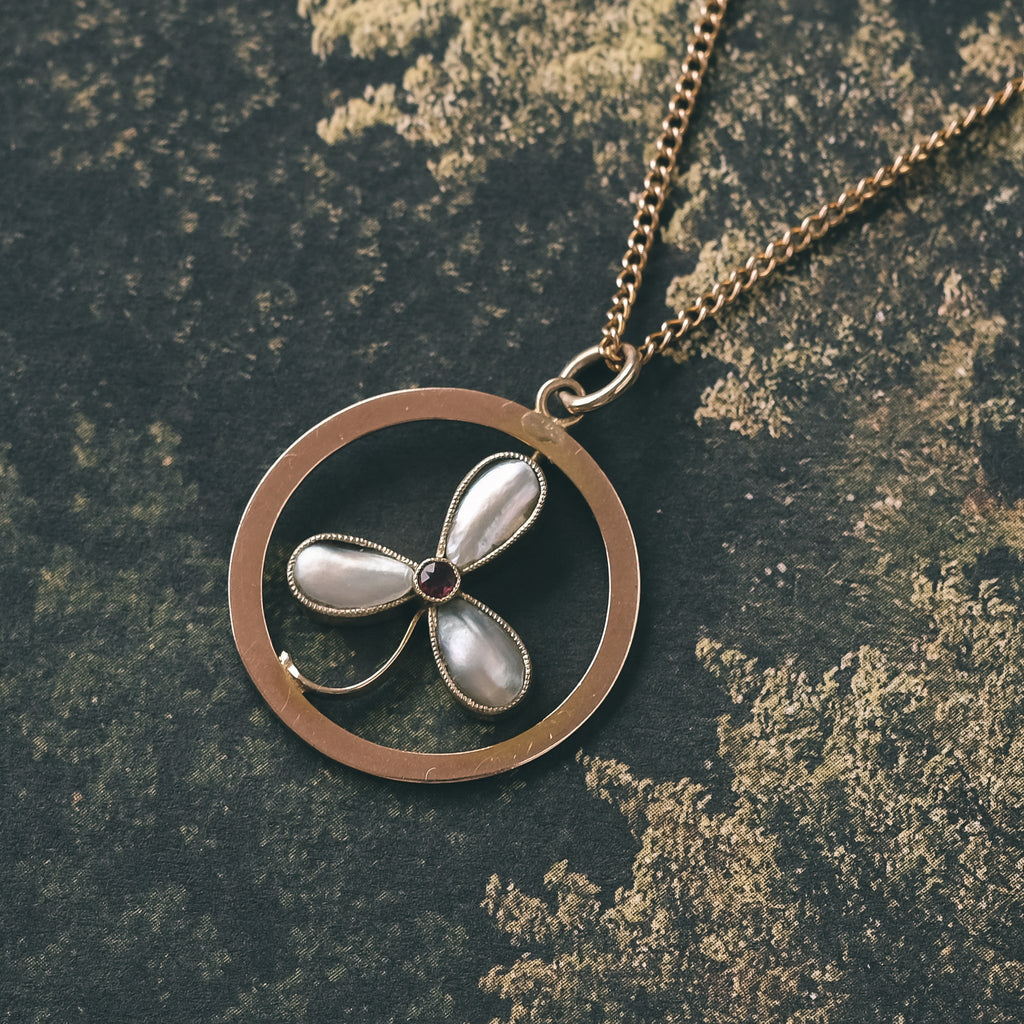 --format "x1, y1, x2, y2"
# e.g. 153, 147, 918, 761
638, 75, 1024, 363
551, 2, 1024, 421
599, 0, 729, 367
